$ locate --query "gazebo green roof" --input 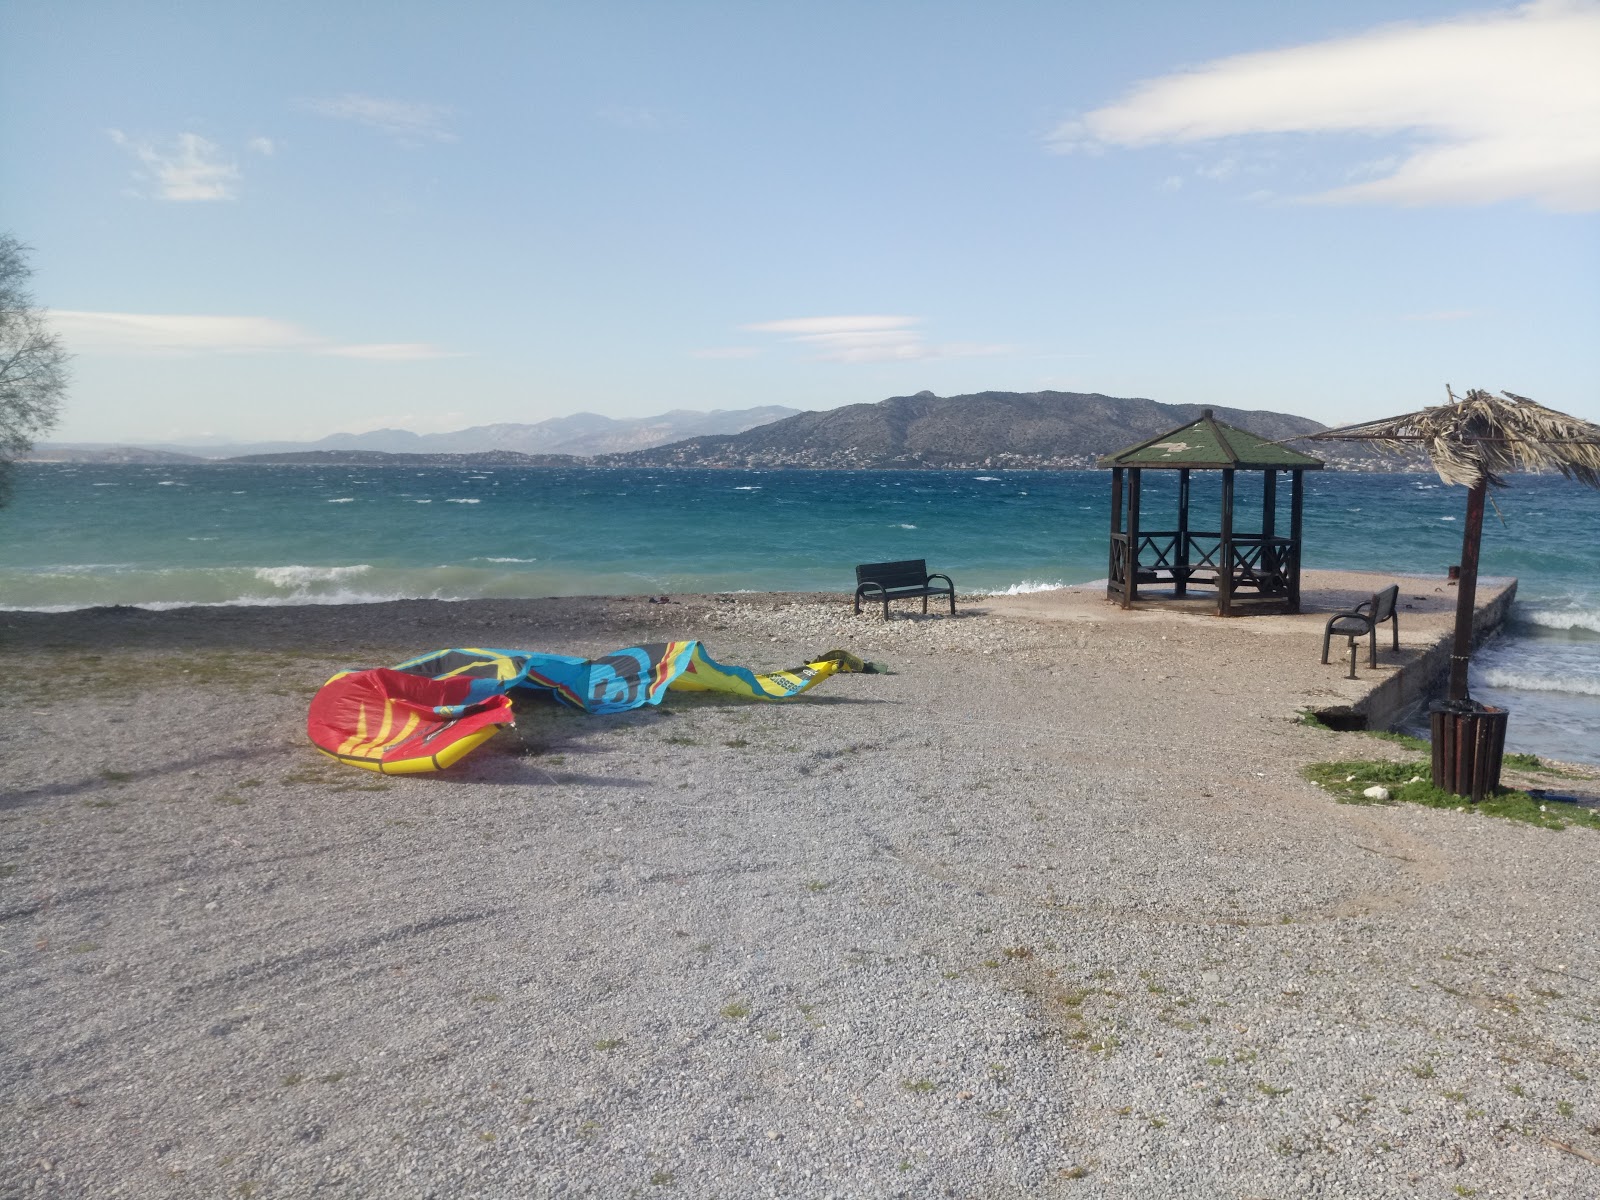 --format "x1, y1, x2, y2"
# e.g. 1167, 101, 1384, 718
1098, 410, 1324, 470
